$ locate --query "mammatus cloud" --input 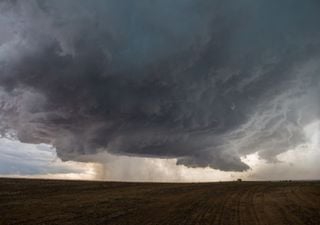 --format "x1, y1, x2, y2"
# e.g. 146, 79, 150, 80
0, 0, 320, 172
